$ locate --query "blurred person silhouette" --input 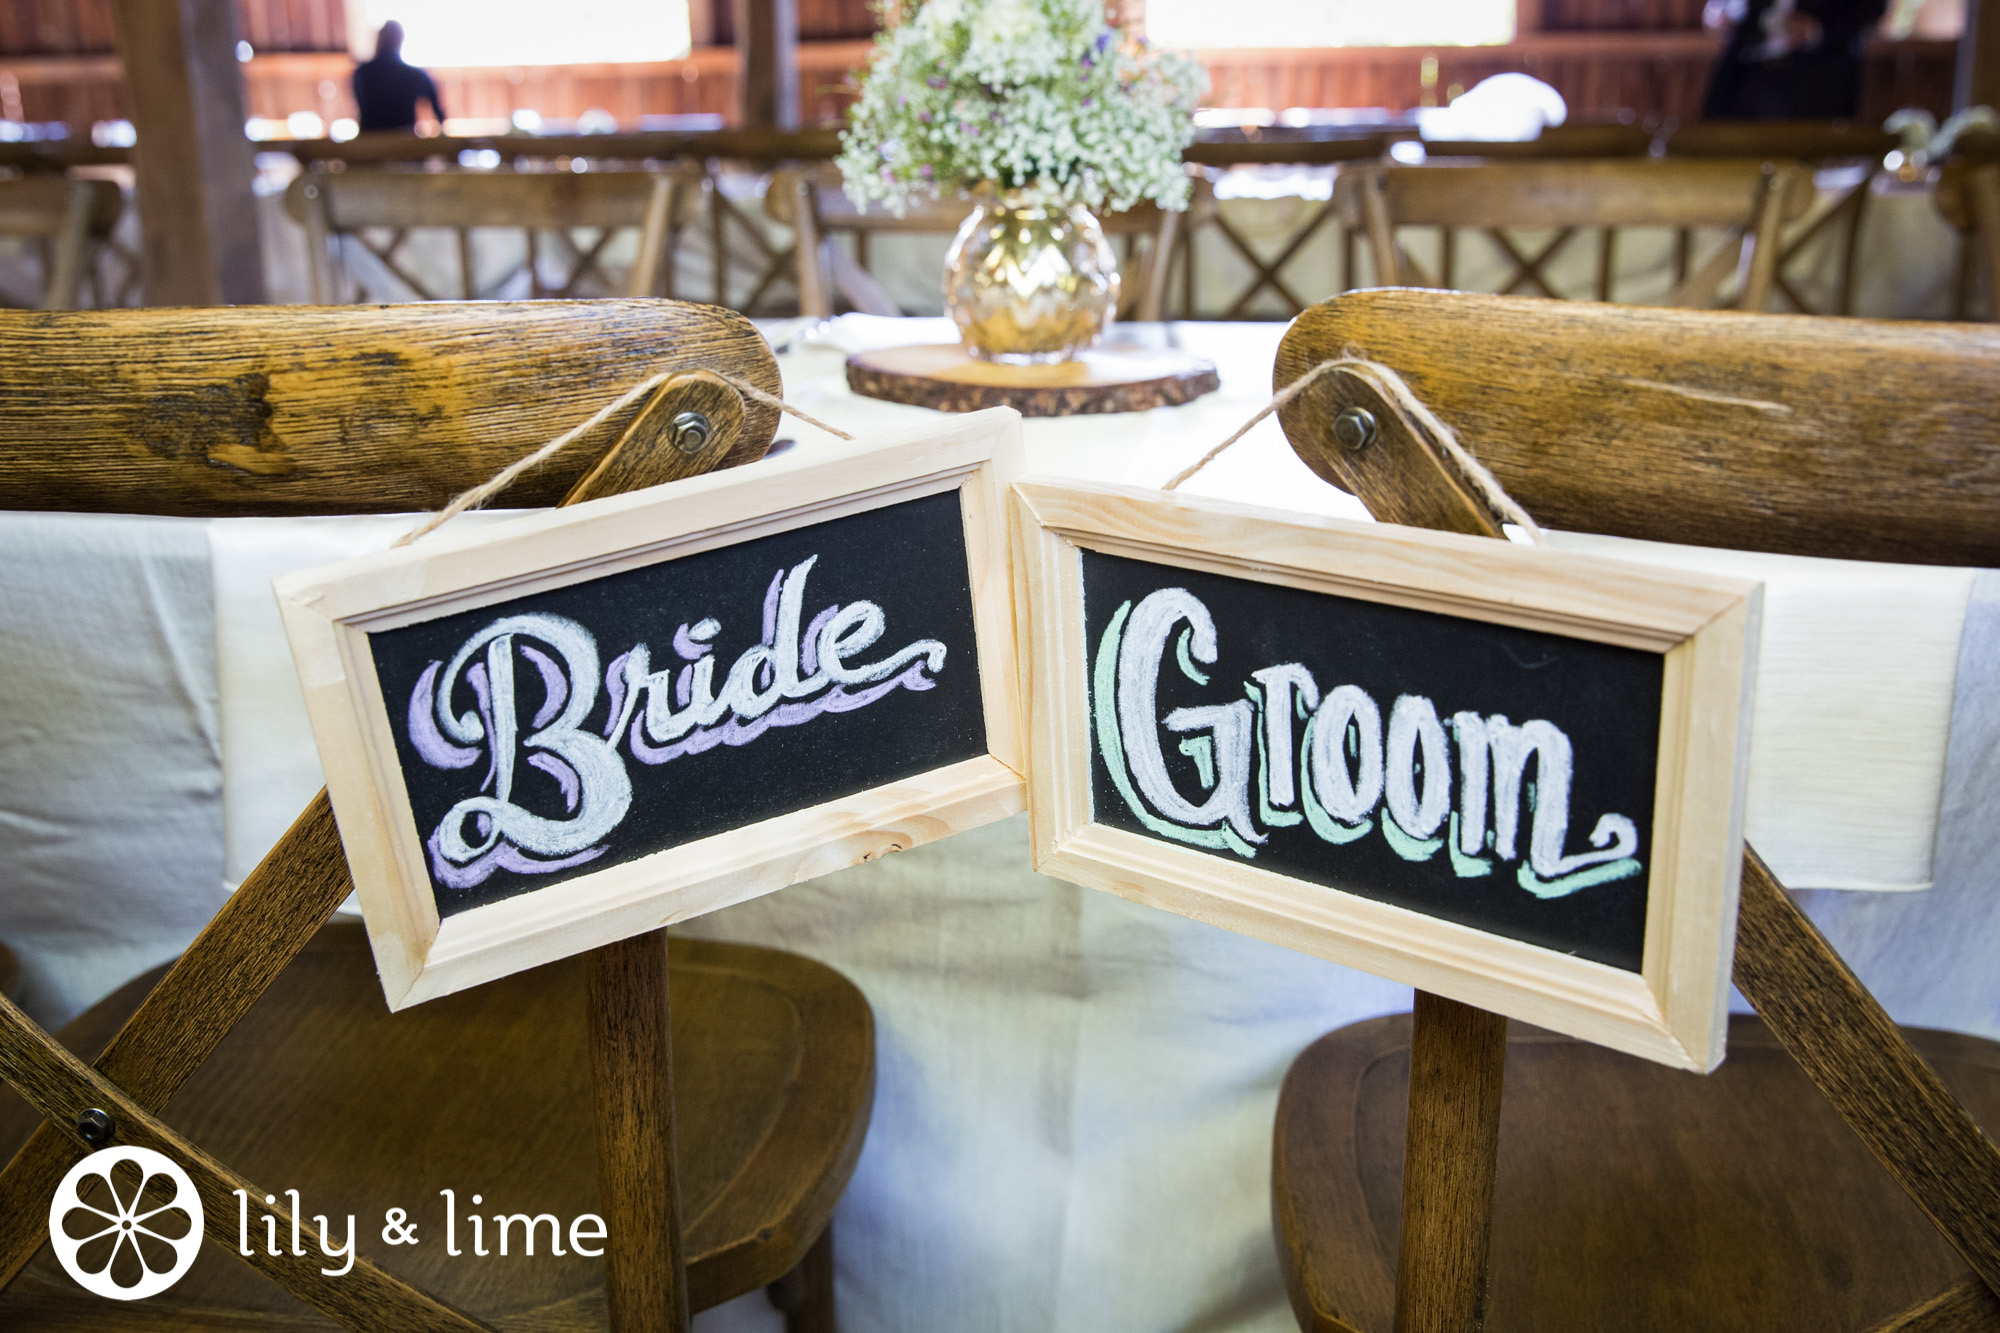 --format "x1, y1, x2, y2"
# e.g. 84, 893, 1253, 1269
1700, 0, 1888, 118
352, 21, 445, 133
